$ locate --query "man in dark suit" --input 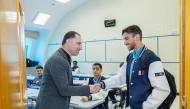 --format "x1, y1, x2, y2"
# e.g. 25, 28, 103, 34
35, 31, 100, 109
